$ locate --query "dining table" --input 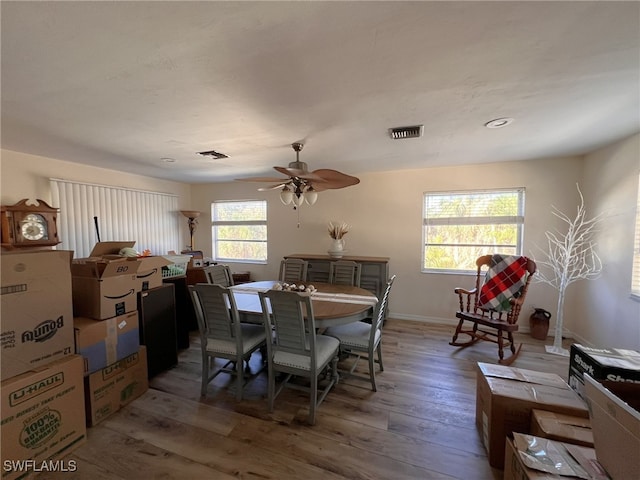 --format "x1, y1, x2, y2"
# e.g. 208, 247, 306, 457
229, 280, 378, 328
